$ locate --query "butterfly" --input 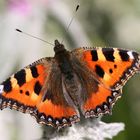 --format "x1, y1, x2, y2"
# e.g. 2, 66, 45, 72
0, 39, 139, 128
